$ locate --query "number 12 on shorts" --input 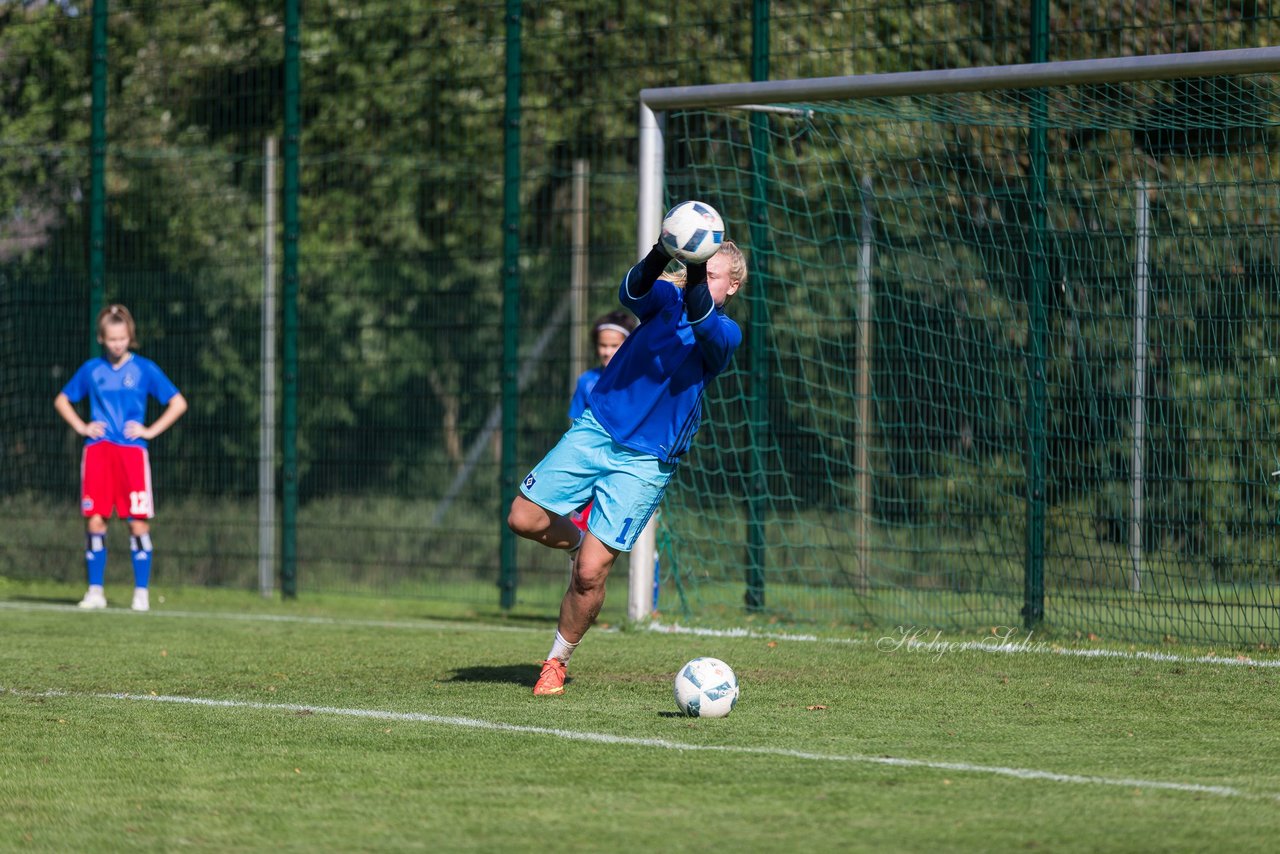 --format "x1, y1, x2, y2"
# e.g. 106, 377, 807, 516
129, 490, 152, 517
